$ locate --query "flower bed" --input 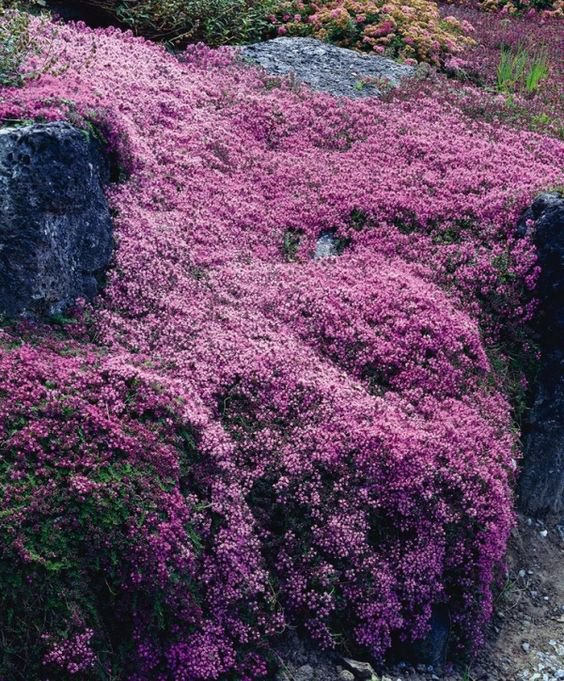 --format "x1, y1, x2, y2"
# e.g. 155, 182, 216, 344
0, 17, 563, 680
